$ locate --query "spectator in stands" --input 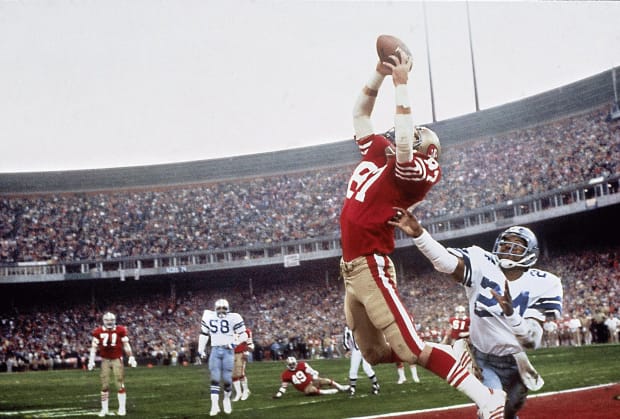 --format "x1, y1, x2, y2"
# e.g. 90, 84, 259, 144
1, 106, 618, 265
